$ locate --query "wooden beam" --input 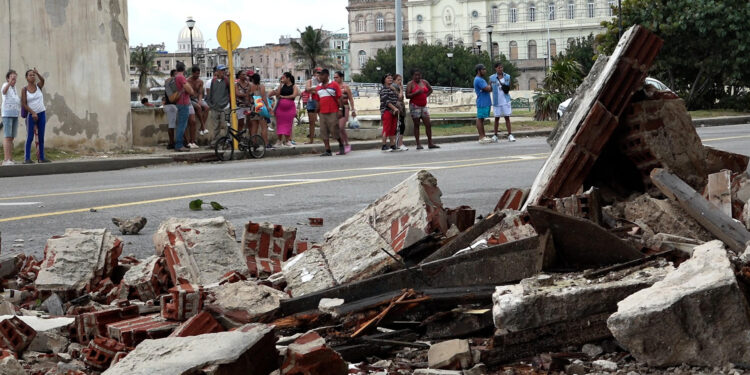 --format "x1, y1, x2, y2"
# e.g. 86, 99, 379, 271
651, 168, 750, 252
